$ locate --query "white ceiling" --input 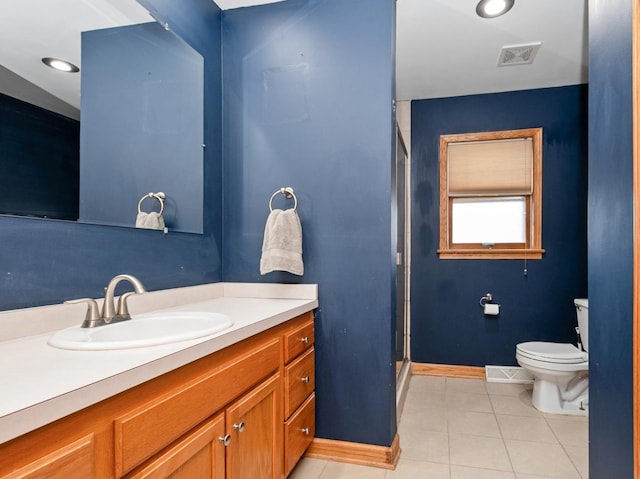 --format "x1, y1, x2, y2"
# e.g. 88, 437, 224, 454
396, 0, 588, 100
218, 0, 588, 101
0, 0, 588, 116
0, 0, 151, 116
